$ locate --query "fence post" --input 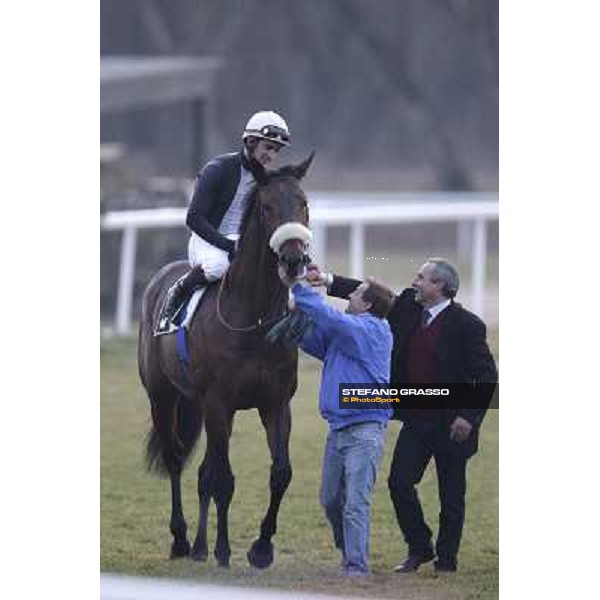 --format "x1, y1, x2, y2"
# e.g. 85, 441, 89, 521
471, 218, 487, 318
116, 226, 138, 335
311, 222, 327, 269
457, 220, 473, 261
350, 223, 365, 280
